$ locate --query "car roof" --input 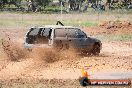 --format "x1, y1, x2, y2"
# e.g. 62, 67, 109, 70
31, 25, 78, 29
